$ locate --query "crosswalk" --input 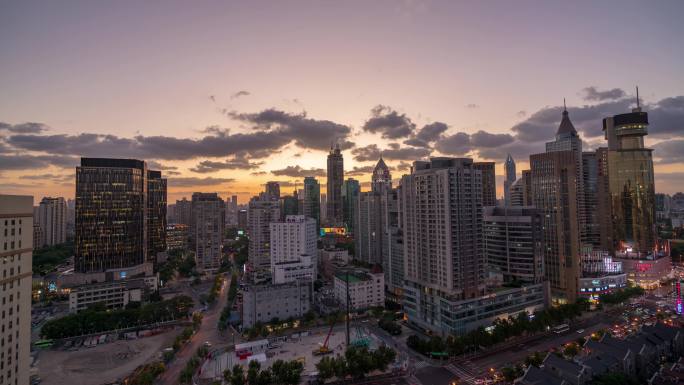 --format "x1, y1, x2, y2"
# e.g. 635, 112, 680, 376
445, 363, 478, 385
413, 360, 430, 370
